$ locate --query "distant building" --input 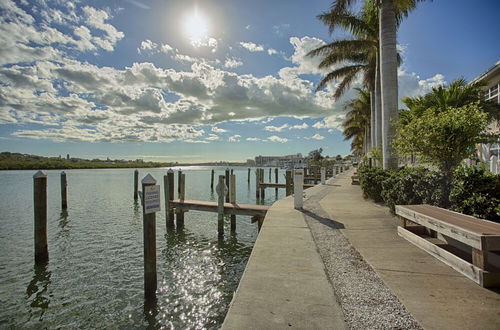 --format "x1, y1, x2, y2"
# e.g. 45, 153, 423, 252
255, 153, 305, 168
470, 61, 500, 168
66, 154, 70, 160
